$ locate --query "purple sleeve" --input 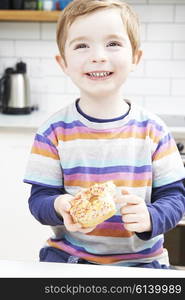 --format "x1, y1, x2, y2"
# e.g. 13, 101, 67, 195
28, 184, 67, 225
136, 180, 185, 240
